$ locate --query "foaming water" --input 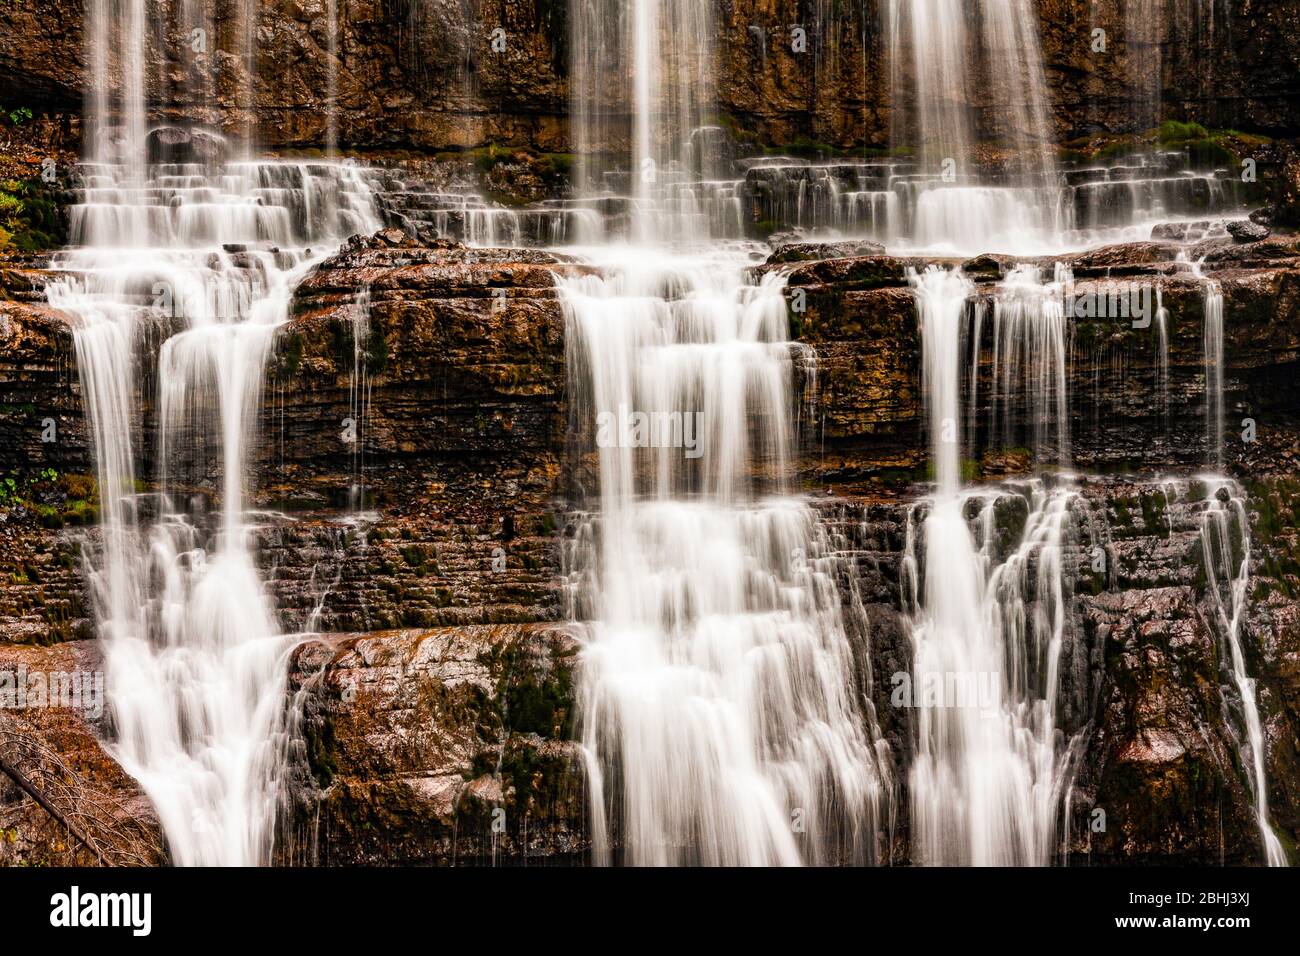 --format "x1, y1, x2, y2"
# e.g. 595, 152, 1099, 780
46, 158, 379, 865
558, 246, 891, 865
884, 0, 1066, 252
